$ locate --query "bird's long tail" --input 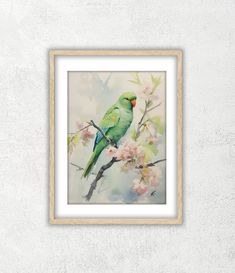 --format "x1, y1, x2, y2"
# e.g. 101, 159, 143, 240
82, 140, 107, 178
